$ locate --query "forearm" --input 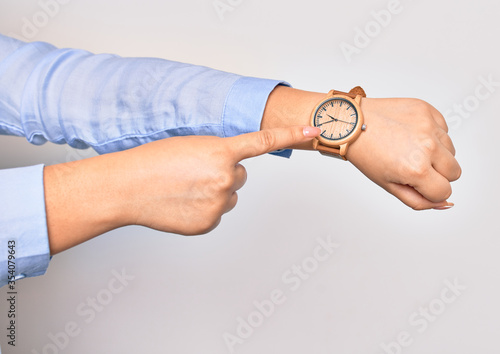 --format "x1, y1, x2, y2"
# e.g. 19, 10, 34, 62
0, 34, 284, 154
261, 85, 324, 149
43, 125, 319, 255
44, 154, 127, 255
